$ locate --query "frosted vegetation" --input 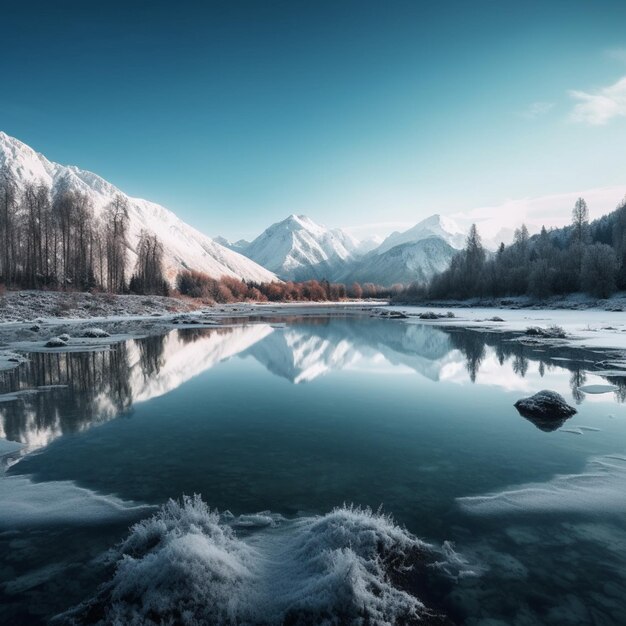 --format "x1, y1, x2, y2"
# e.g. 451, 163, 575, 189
65, 497, 448, 626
